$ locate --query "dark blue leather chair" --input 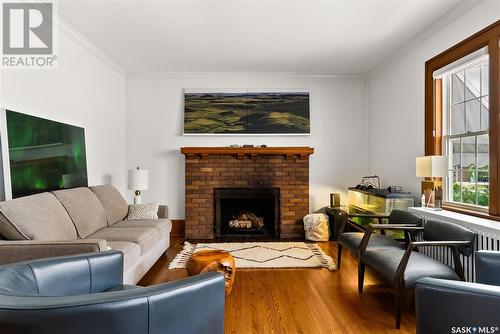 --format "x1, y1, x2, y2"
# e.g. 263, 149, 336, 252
358, 219, 476, 328
415, 251, 500, 334
337, 209, 422, 269
0, 251, 225, 334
